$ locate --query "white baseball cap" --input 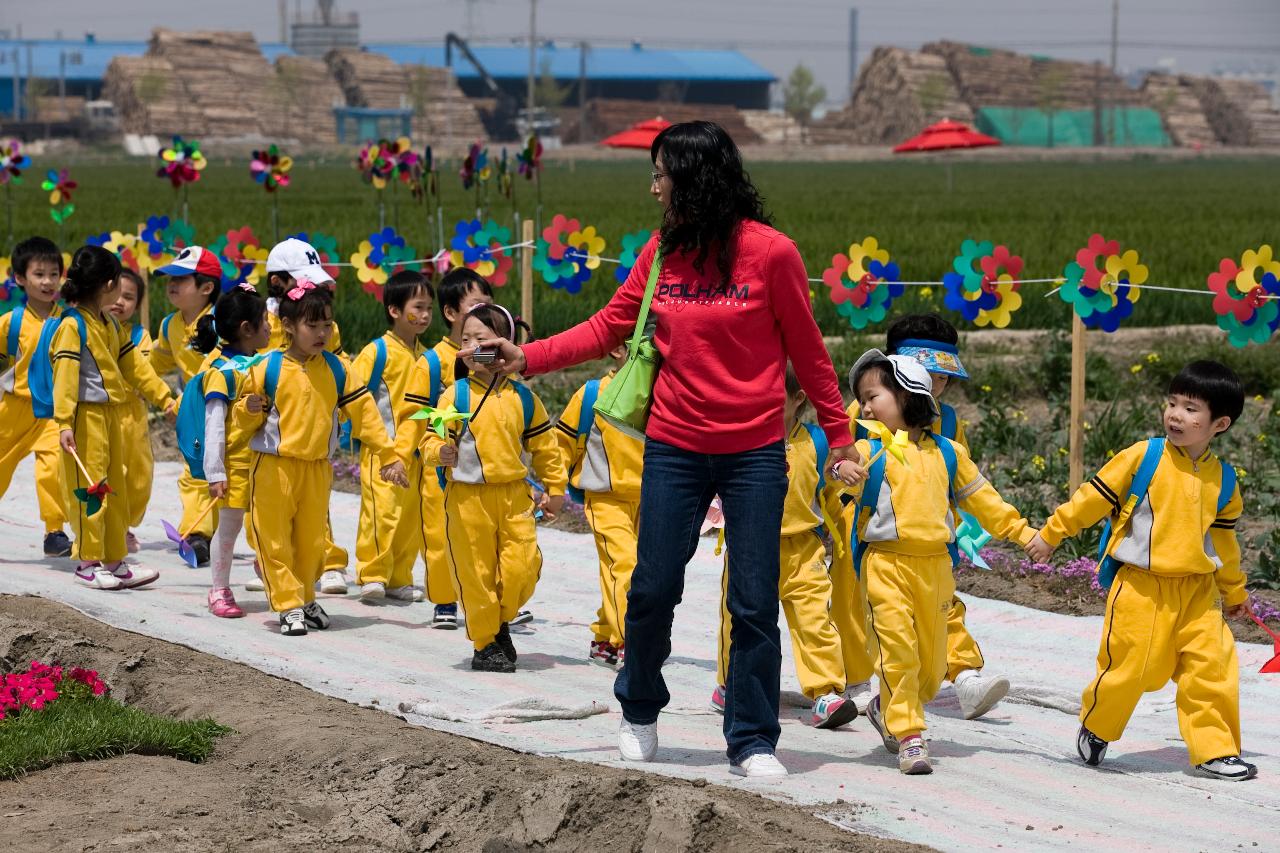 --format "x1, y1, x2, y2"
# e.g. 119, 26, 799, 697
849, 348, 942, 417
265, 238, 334, 286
